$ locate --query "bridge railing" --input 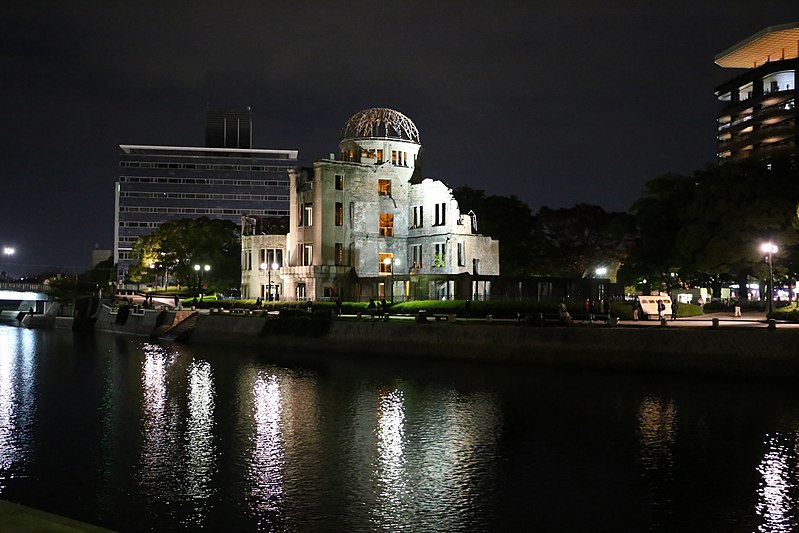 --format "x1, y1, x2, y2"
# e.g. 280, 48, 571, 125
0, 282, 50, 292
